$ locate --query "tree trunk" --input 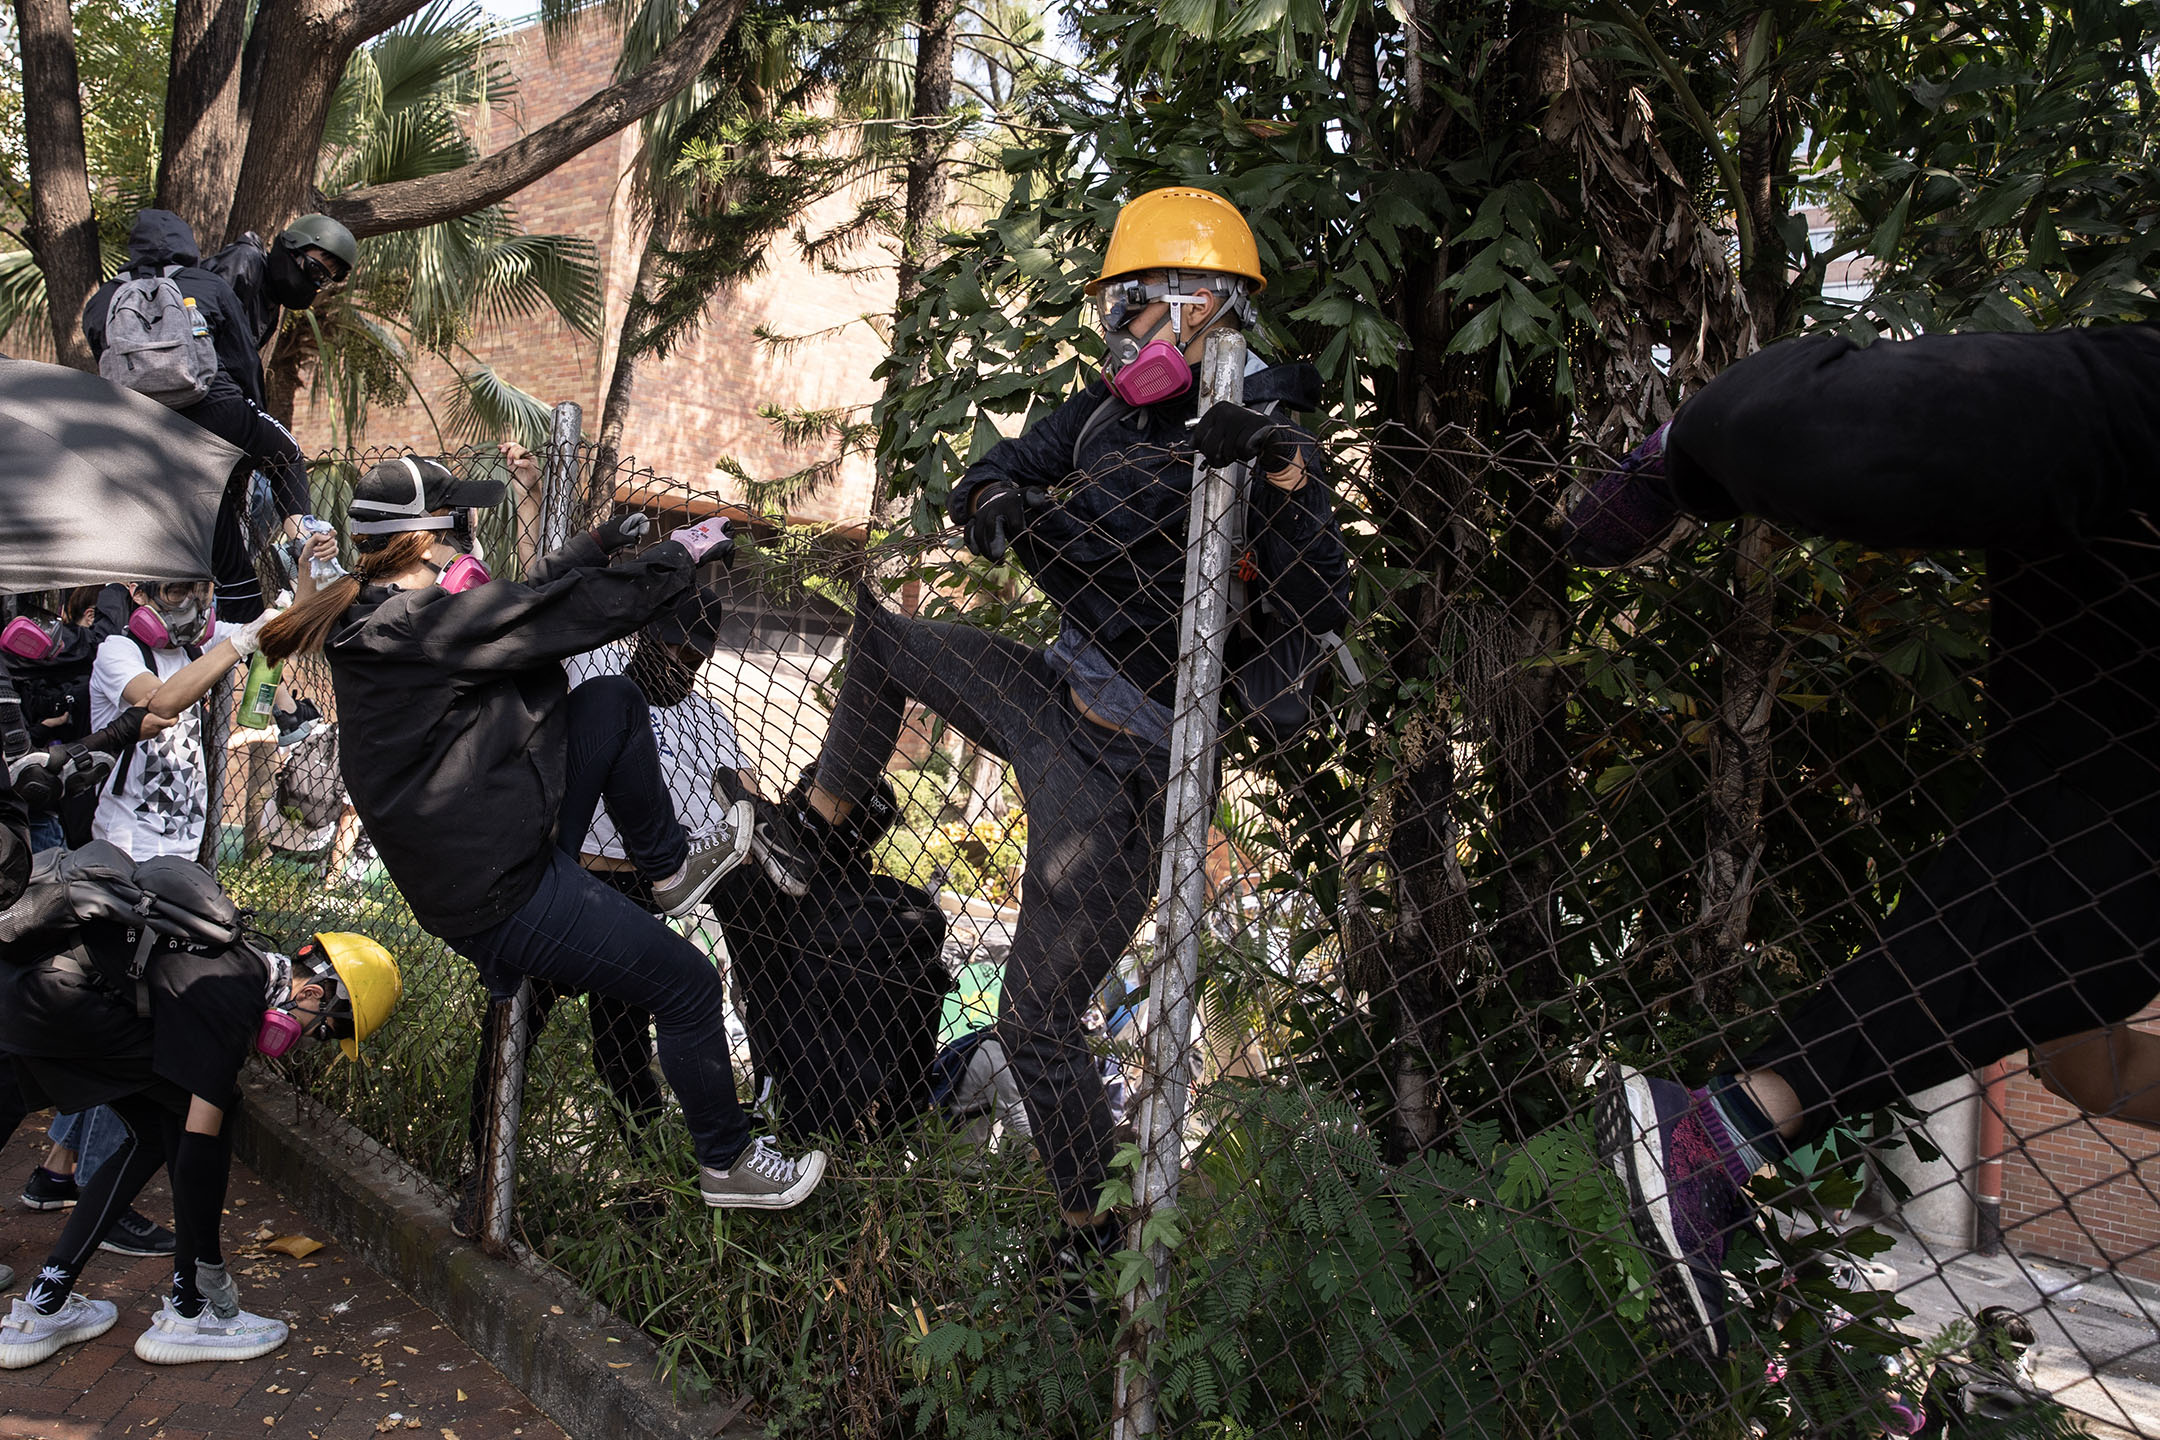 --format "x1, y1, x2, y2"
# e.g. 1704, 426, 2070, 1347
893, 0, 959, 311
317, 0, 746, 239
594, 218, 676, 482
12, 0, 102, 370
226, 0, 430, 244
157, 0, 250, 242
